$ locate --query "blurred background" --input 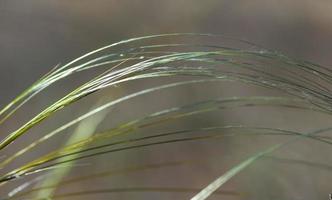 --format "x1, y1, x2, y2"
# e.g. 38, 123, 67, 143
1, 0, 332, 199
